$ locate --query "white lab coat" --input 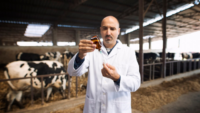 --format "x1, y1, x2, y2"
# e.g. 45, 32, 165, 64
67, 40, 141, 113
